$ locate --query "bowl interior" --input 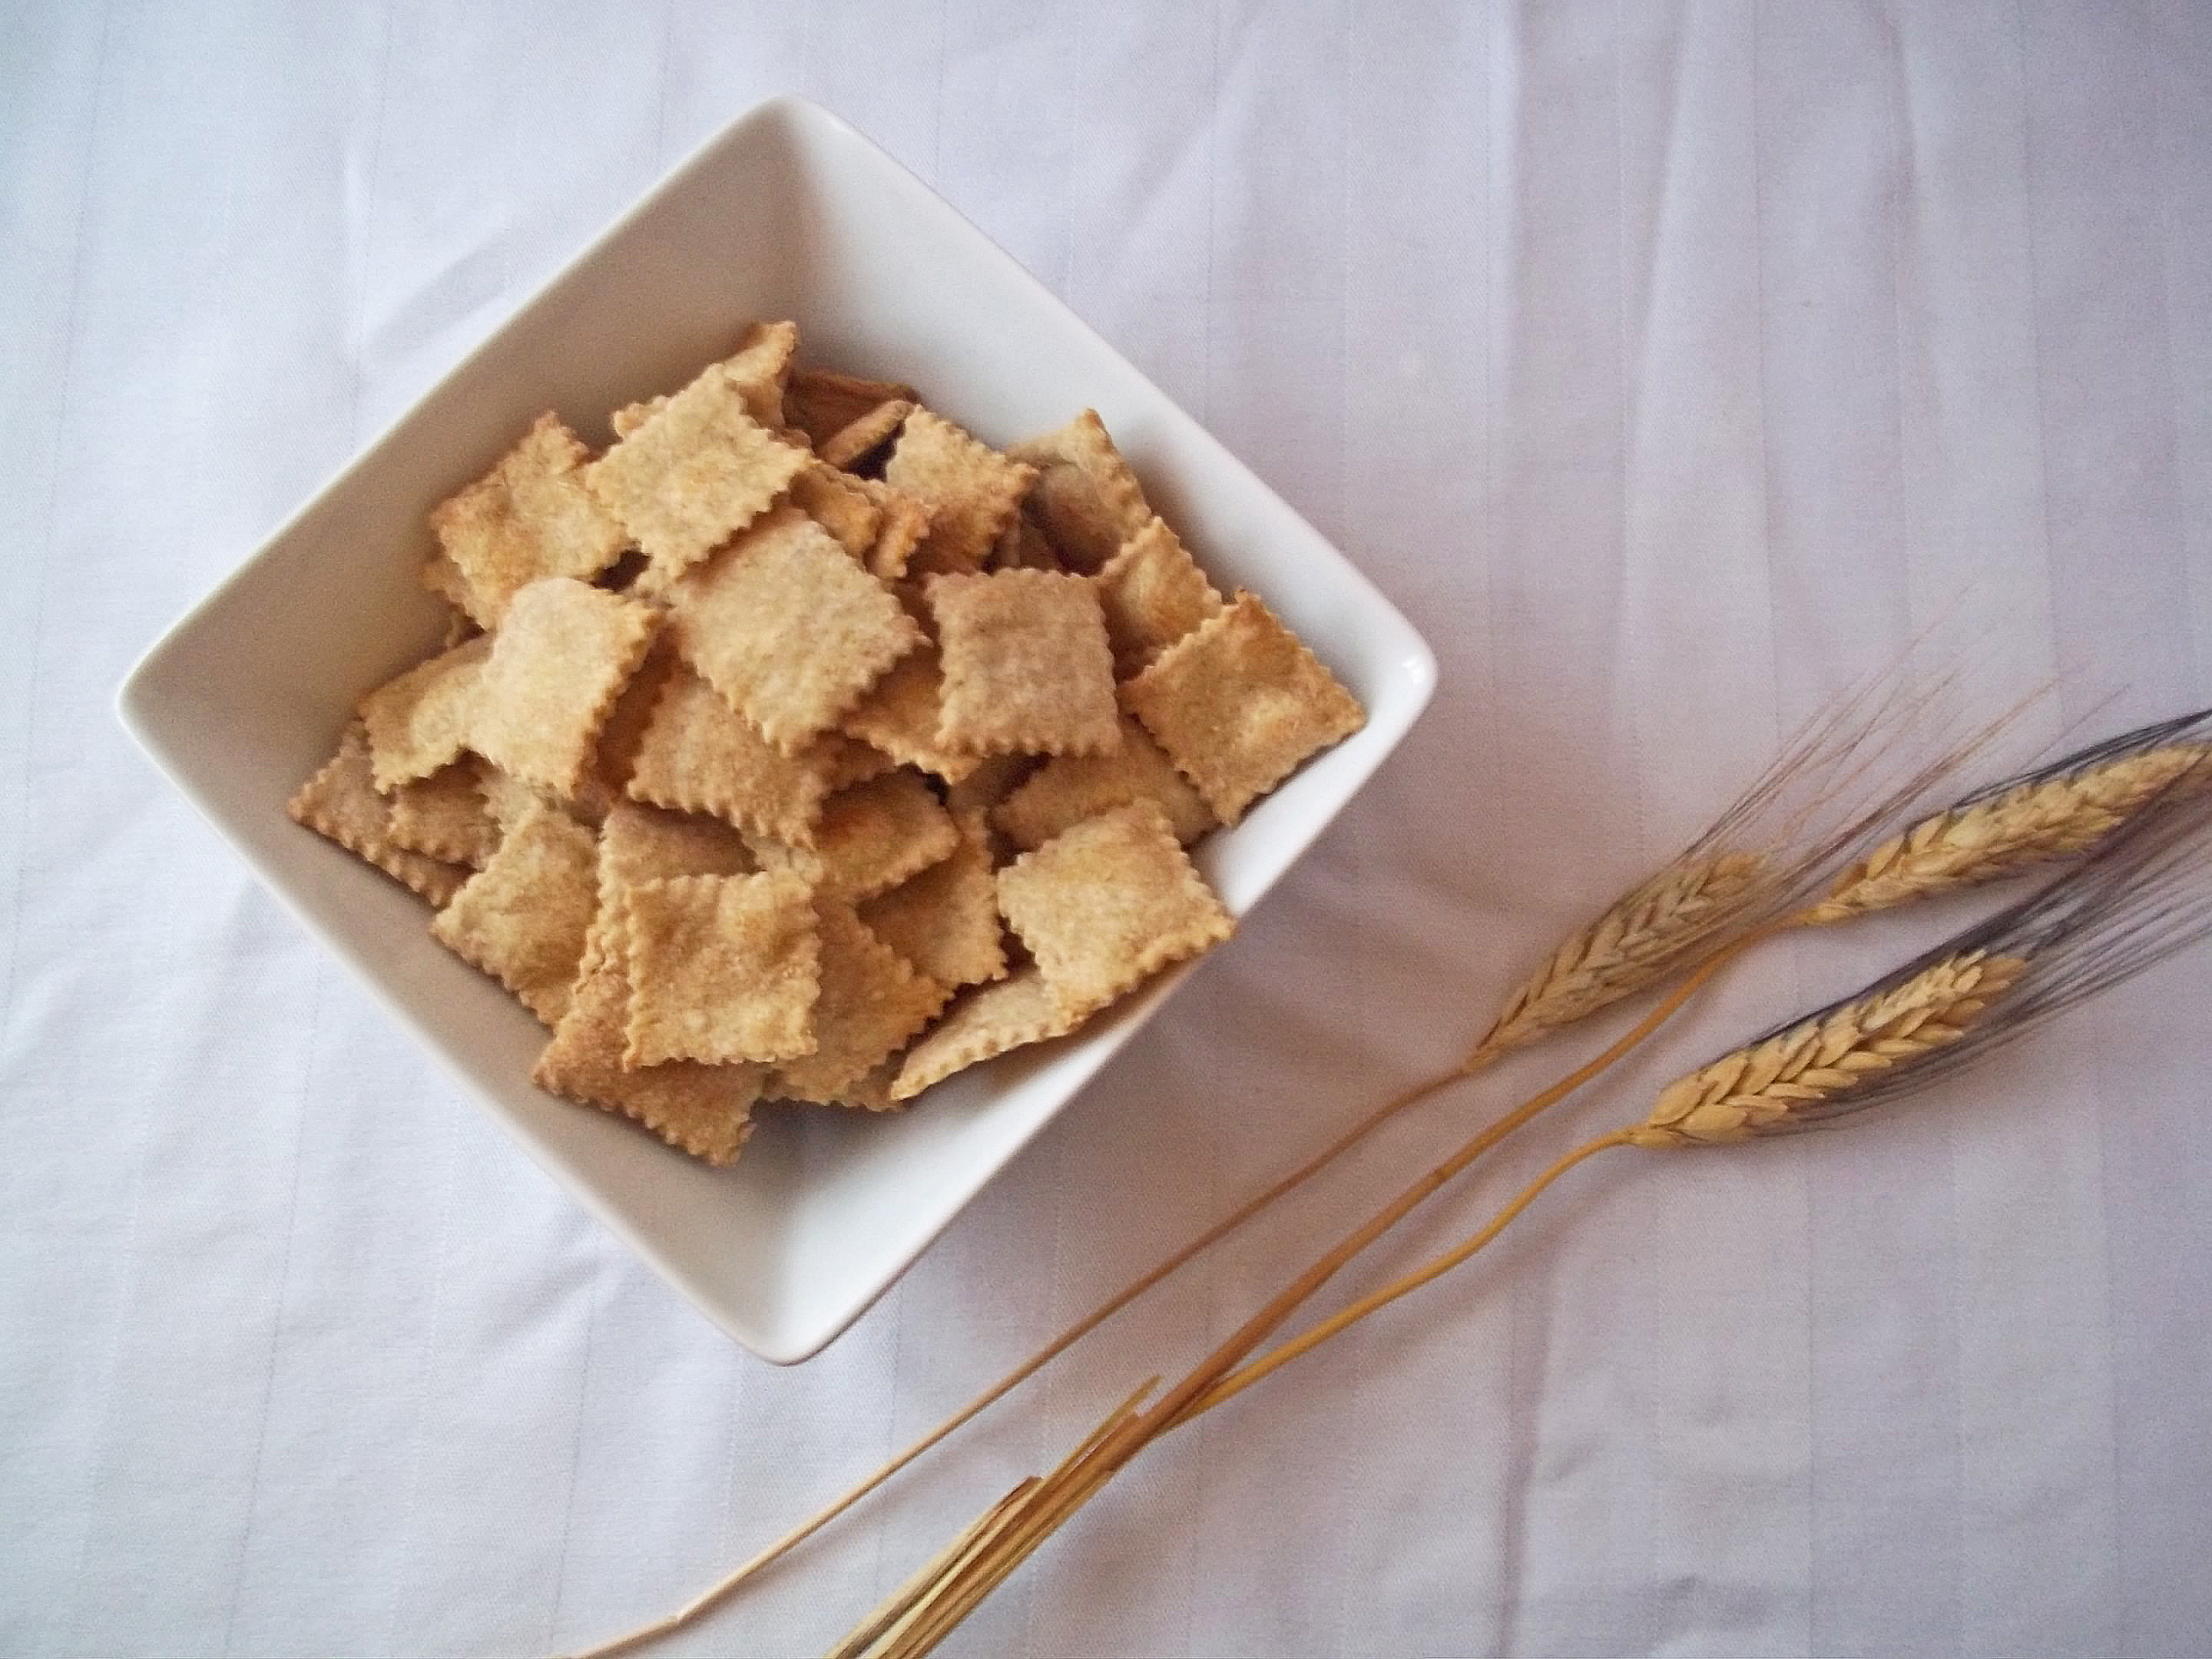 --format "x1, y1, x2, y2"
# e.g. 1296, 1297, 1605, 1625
118, 97, 1436, 1362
